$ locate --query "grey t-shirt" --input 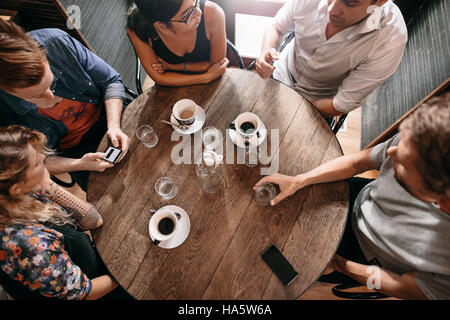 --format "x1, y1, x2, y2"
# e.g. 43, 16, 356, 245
352, 134, 450, 300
